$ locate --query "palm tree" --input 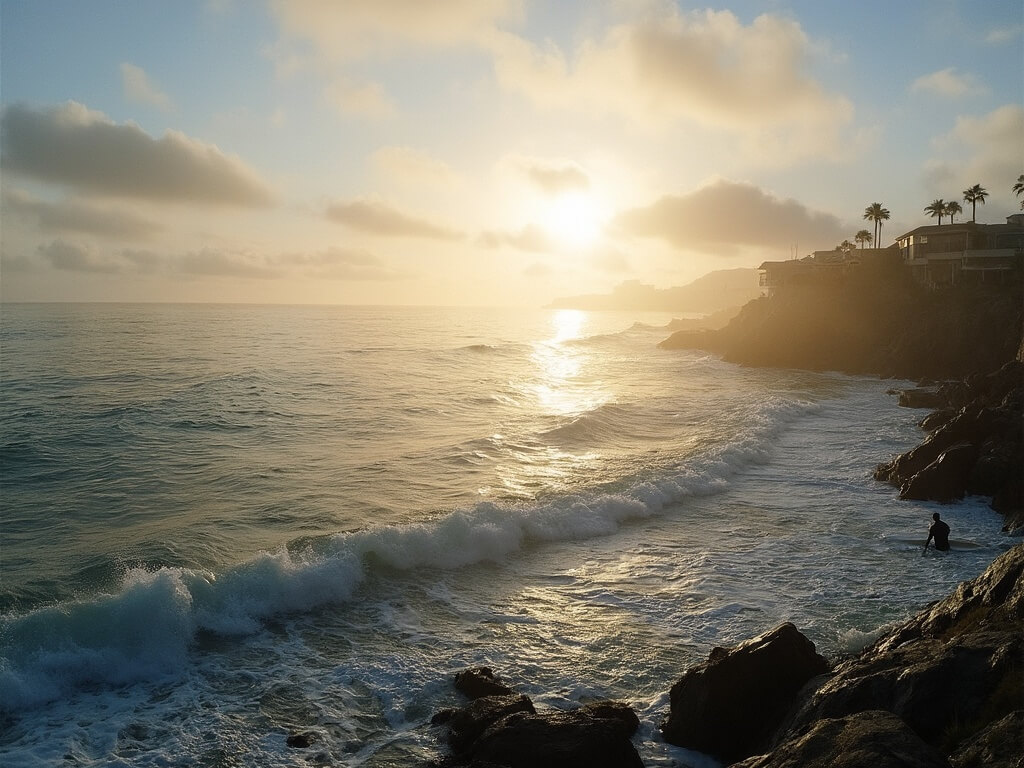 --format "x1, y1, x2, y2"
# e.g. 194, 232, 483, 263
839, 239, 854, 254
924, 198, 946, 225
945, 200, 962, 223
962, 184, 988, 222
855, 229, 872, 249
1014, 174, 1024, 209
863, 202, 891, 246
